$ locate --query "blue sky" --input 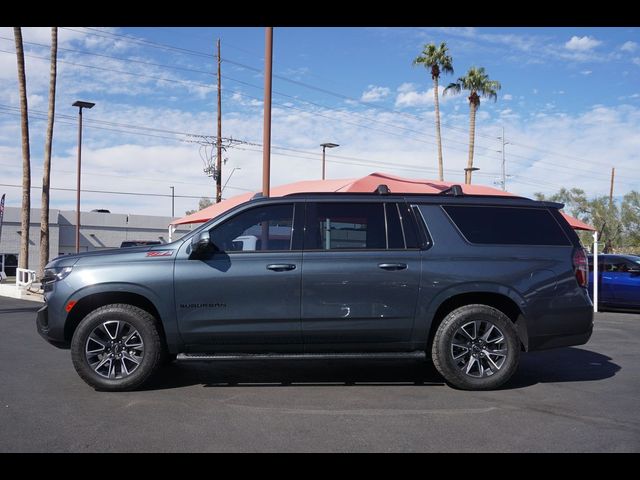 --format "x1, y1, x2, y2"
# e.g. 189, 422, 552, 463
0, 27, 638, 217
